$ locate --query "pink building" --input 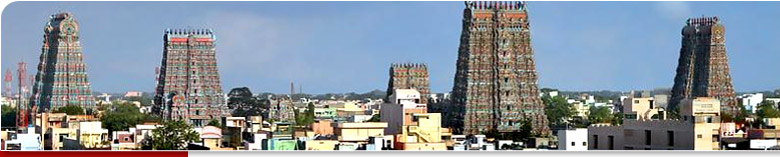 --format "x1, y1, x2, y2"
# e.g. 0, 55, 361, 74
311, 119, 334, 135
